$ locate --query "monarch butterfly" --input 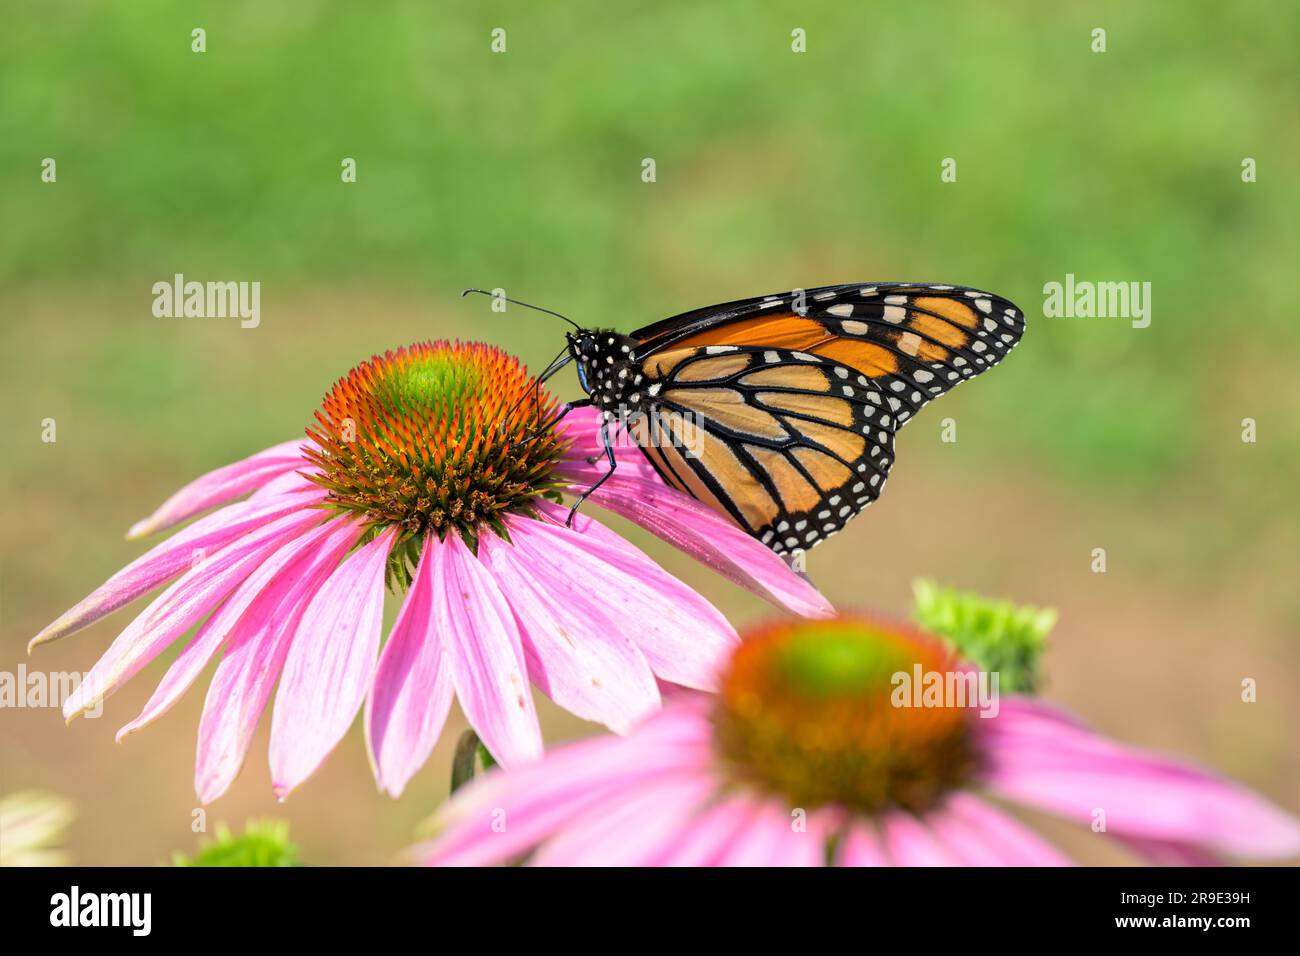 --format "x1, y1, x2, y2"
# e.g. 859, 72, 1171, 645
467, 282, 1025, 557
